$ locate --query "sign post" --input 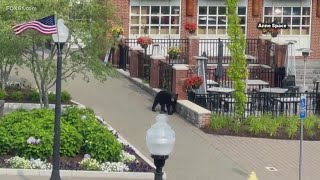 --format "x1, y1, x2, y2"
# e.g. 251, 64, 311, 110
299, 94, 306, 180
